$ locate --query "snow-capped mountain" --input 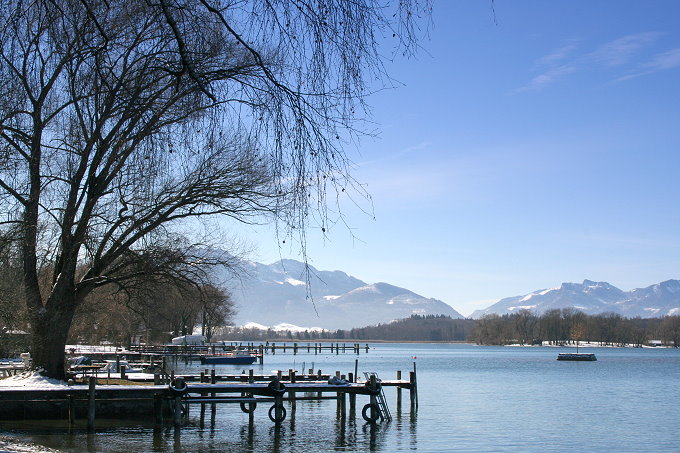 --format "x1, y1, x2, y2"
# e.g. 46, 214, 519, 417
224, 259, 463, 330
470, 279, 680, 319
